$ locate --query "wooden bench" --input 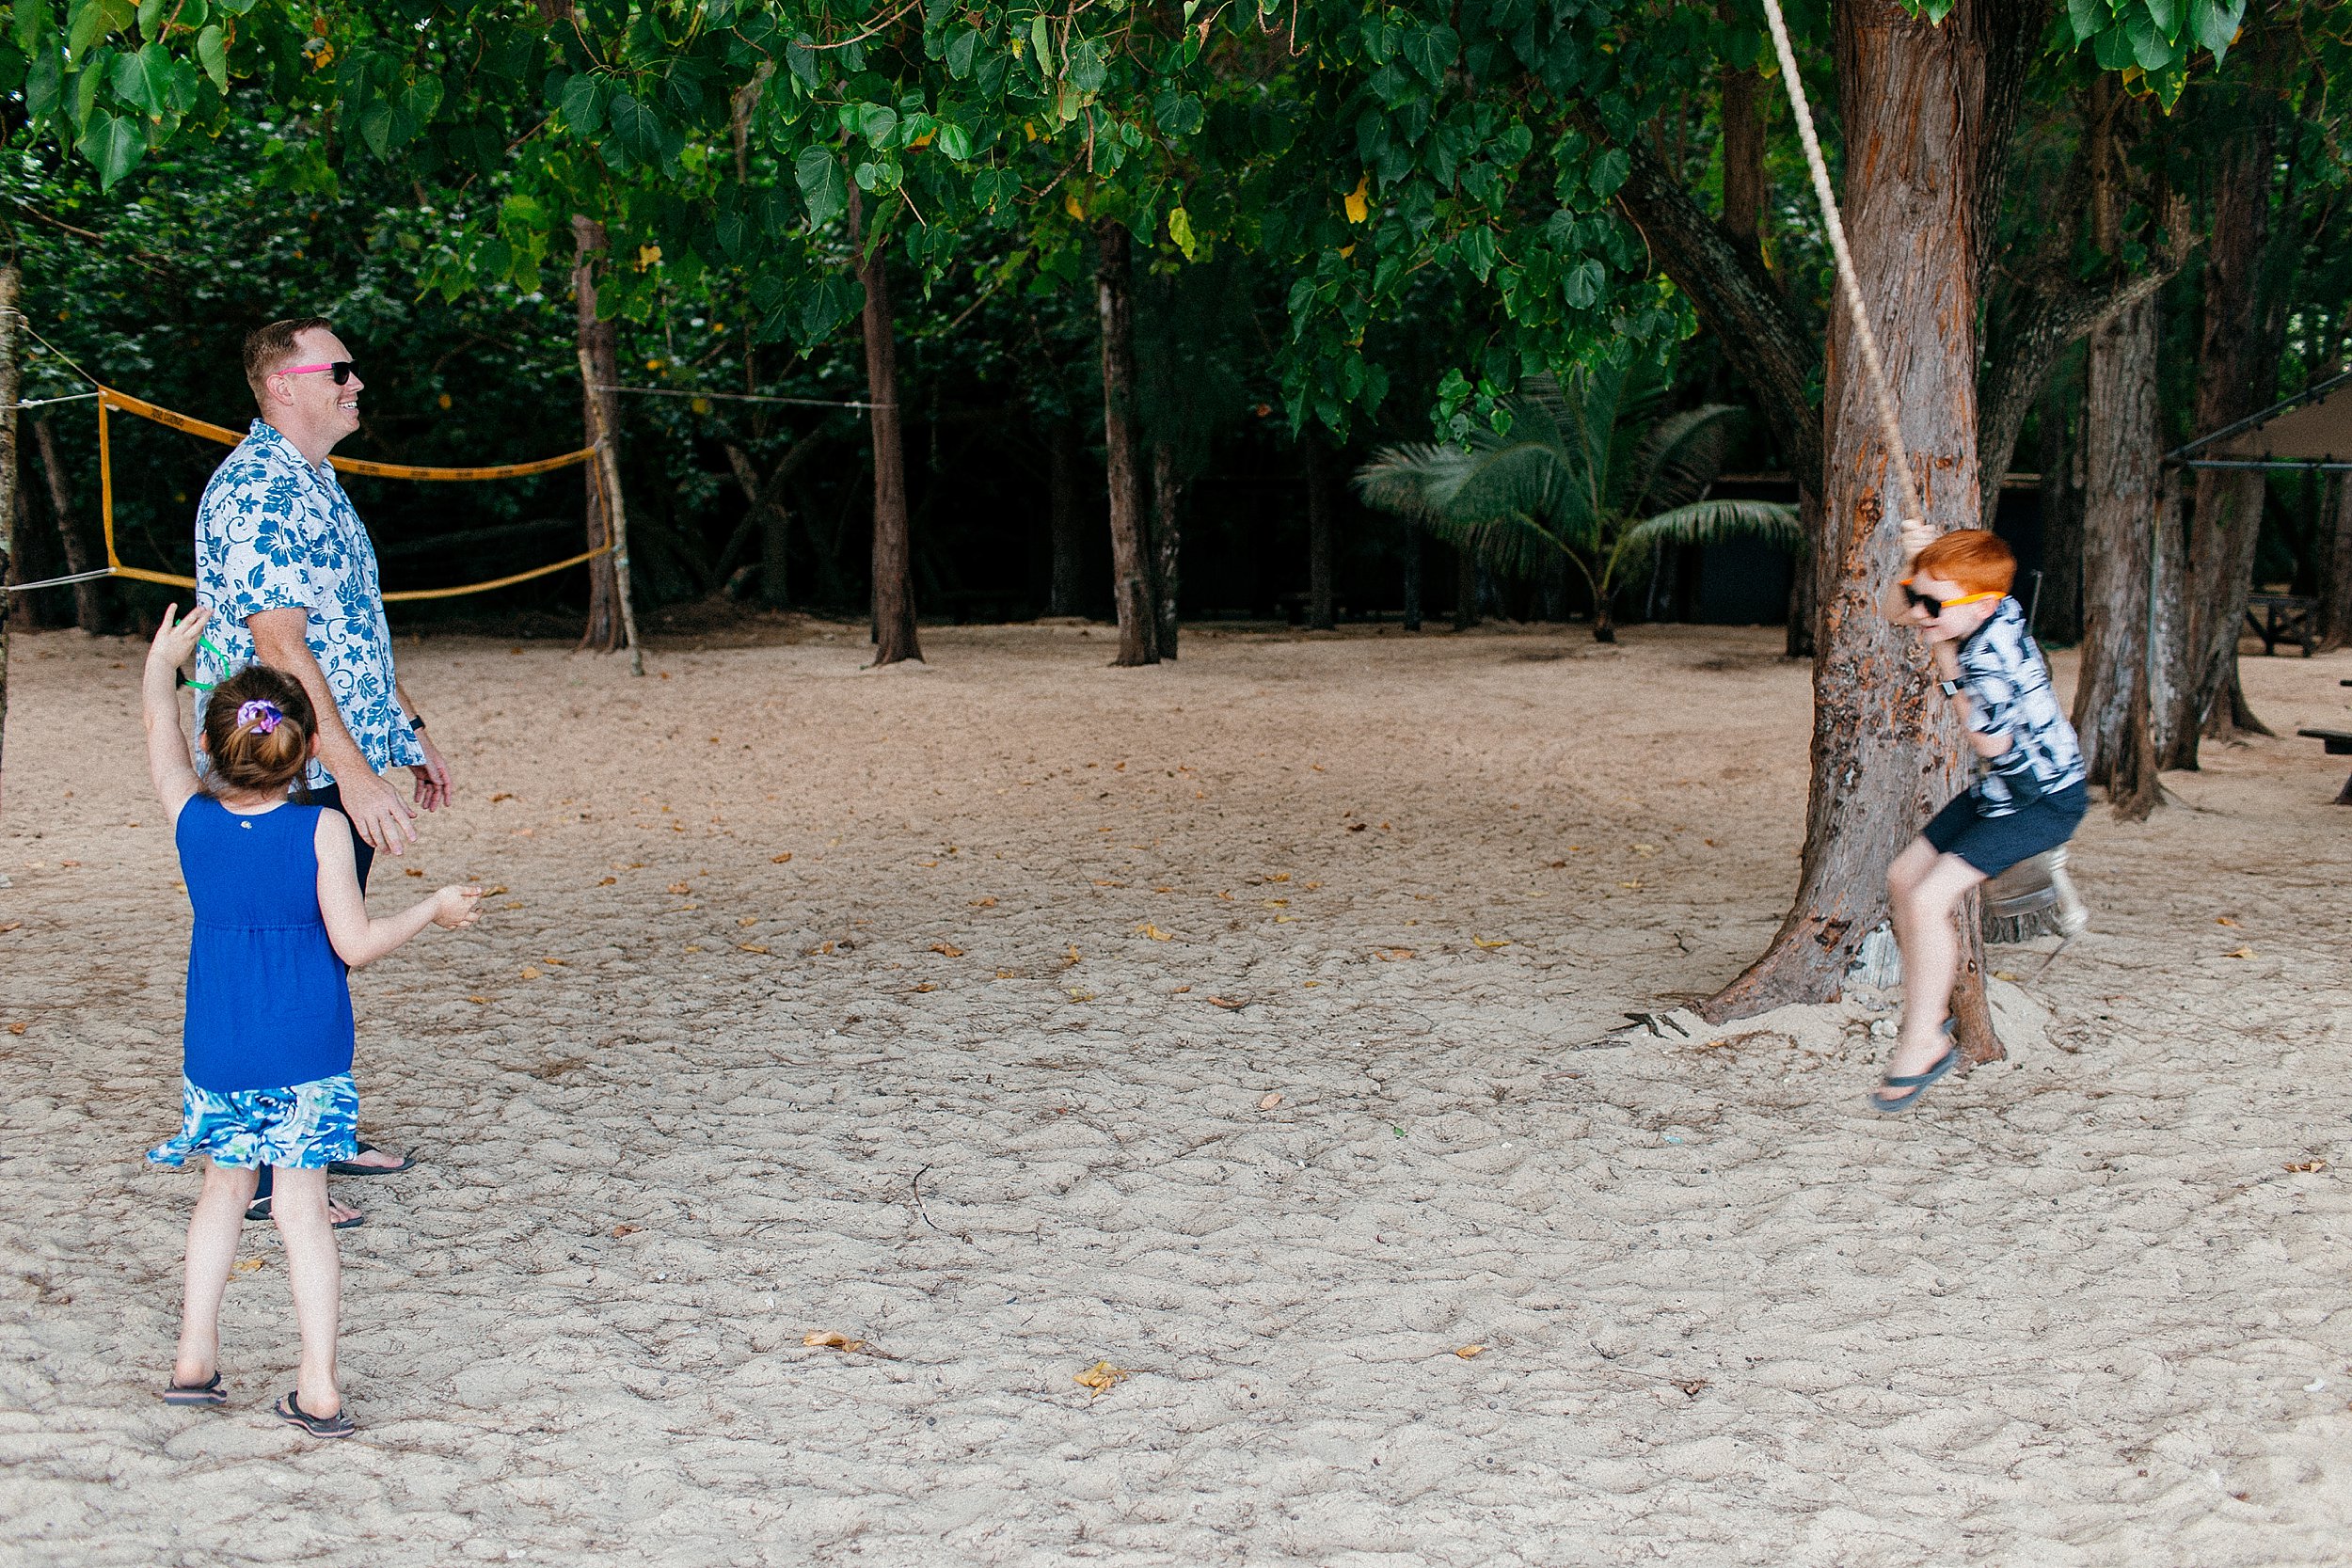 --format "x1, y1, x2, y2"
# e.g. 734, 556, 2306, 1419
2246, 593, 2318, 657
2302, 679, 2352, 803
